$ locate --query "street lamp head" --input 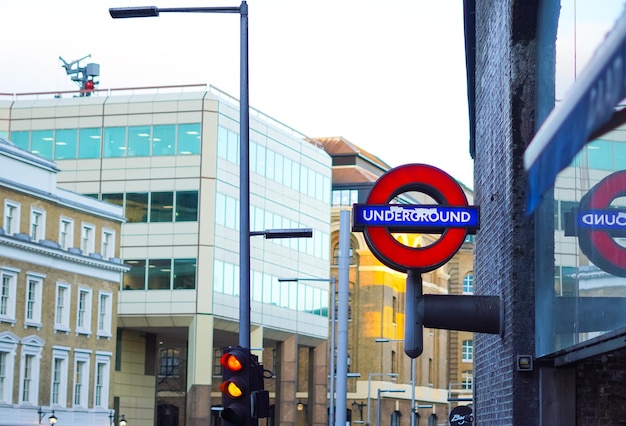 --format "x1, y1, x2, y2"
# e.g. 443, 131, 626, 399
109, 6, 159, 18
